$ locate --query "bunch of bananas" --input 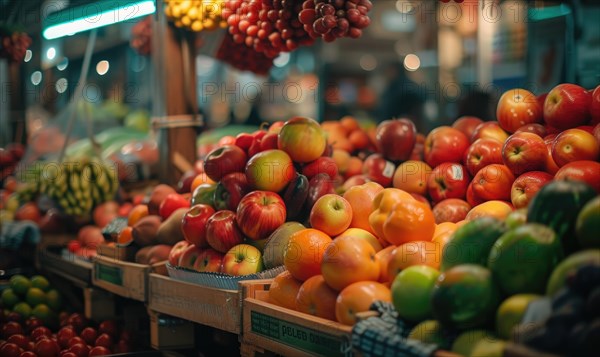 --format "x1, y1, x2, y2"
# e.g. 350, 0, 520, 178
17, 159, 118, 217
164, 0, 228, 32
